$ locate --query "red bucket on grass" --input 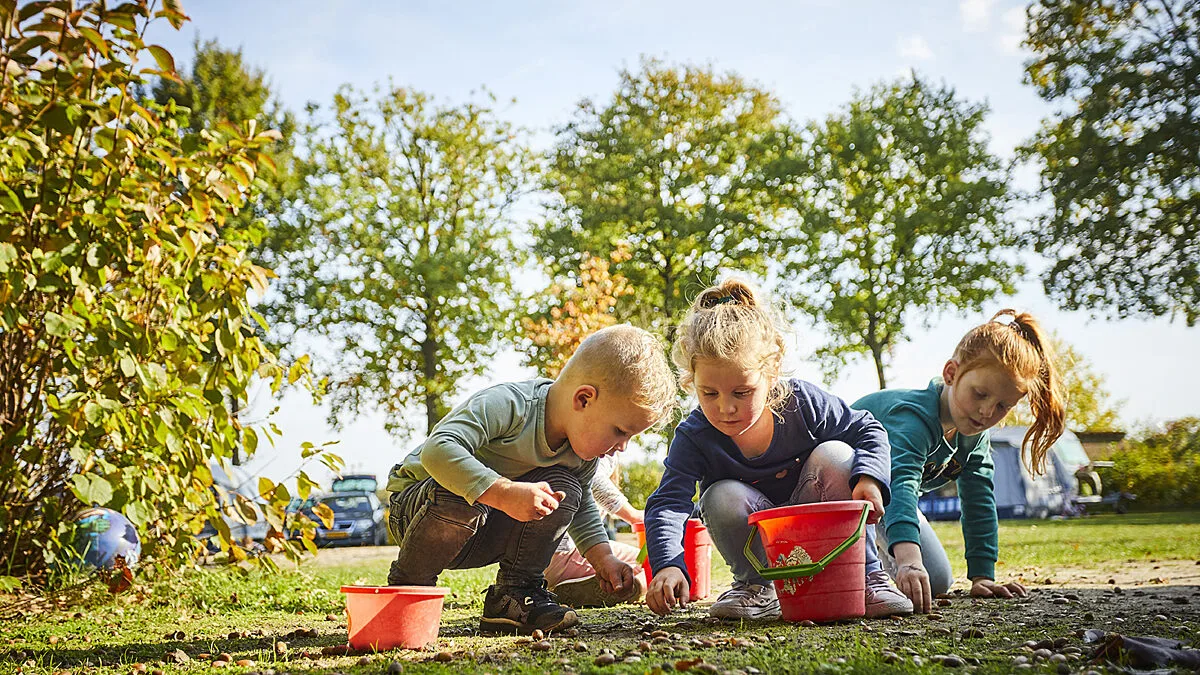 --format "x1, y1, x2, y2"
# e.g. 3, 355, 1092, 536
341, 585, 450, 650
745, 500, 870, 623
634, 518, 713, 601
